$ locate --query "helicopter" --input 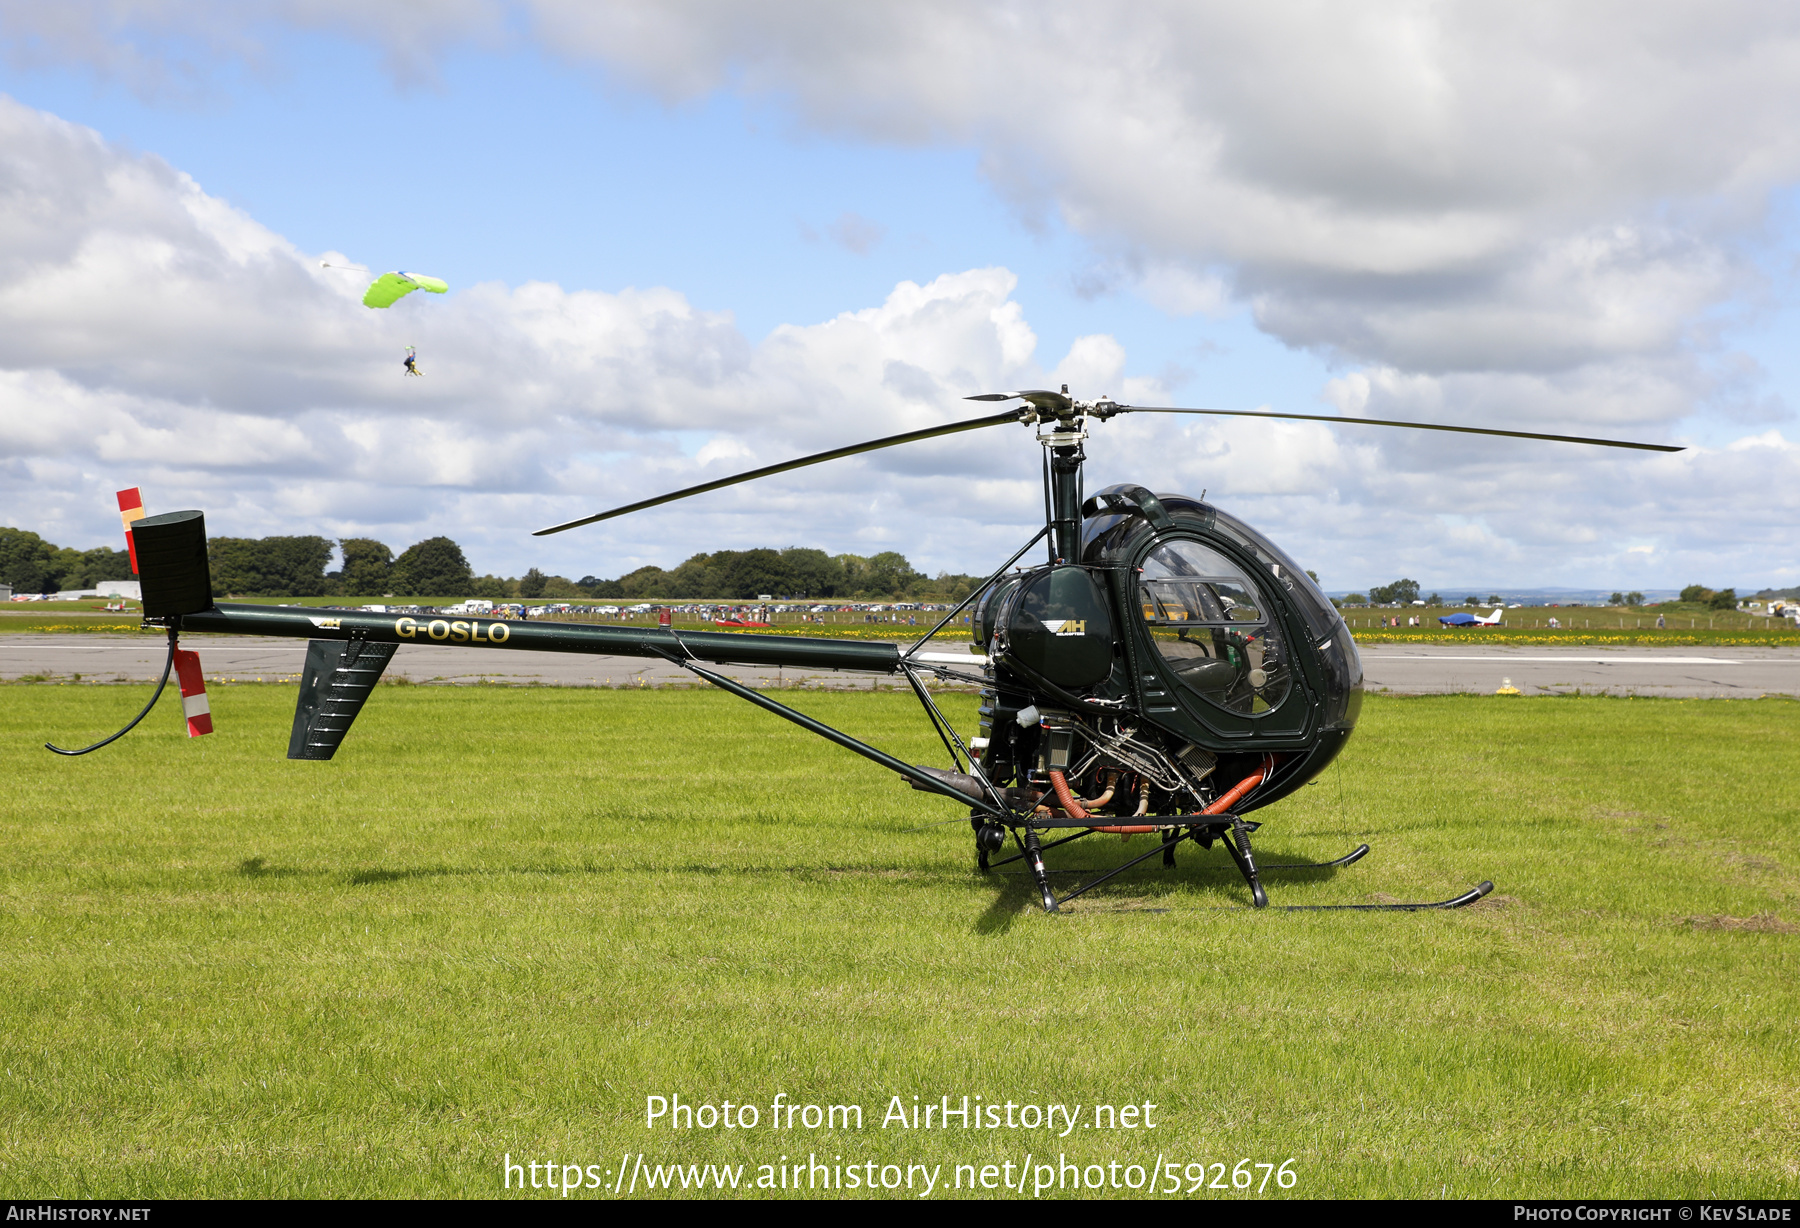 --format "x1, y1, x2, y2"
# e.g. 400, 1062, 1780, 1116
51, 389, 1679, 913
